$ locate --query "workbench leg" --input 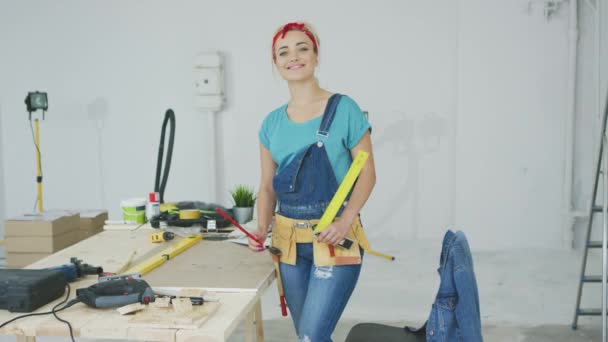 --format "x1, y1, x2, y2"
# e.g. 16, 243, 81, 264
245, 299, 264, 342
254, 300, 264, 342
16, 336, 36, 342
